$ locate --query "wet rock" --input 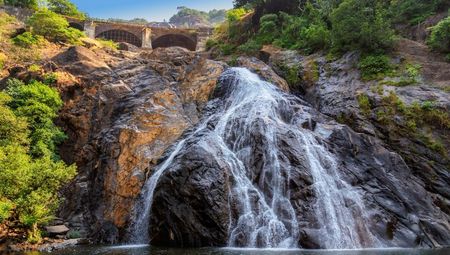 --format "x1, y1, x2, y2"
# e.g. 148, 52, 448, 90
148, 67, 450, 248
150, 138, 231, 247
256, 47, 450, 248
54, 43, 450, 248
45, 225, 70, 236
236, 56, 290, 92
56, 46, 226, 242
